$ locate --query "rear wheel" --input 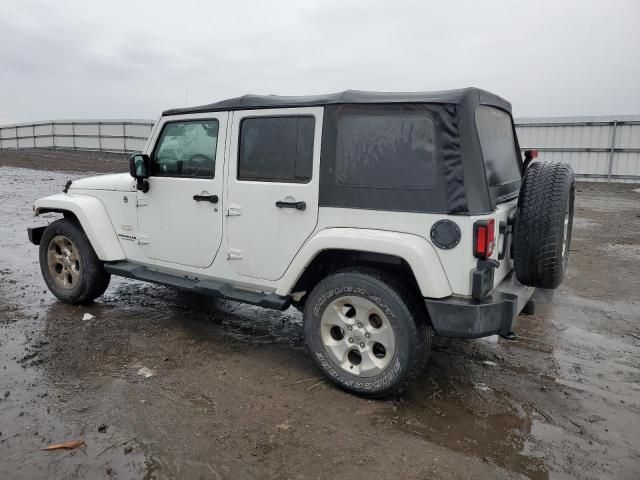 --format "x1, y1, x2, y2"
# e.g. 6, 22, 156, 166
39, 218, 111, 304
303, 268, 430, 397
